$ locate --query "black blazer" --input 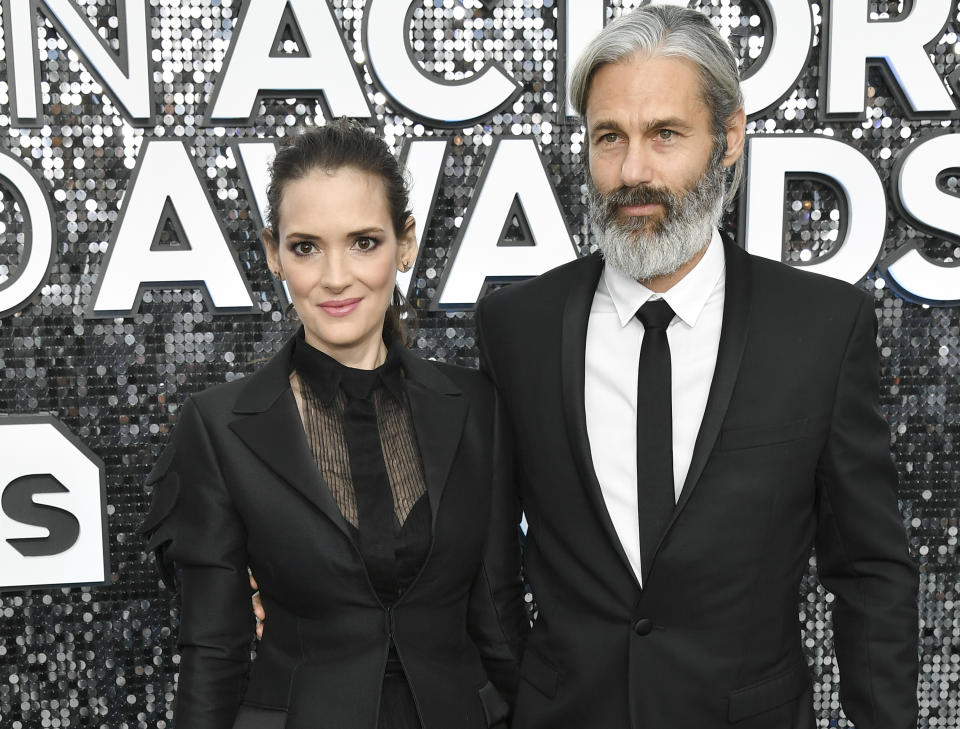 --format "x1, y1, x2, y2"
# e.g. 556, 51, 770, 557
140, 336, 528, 729
476, 238, 918, 729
